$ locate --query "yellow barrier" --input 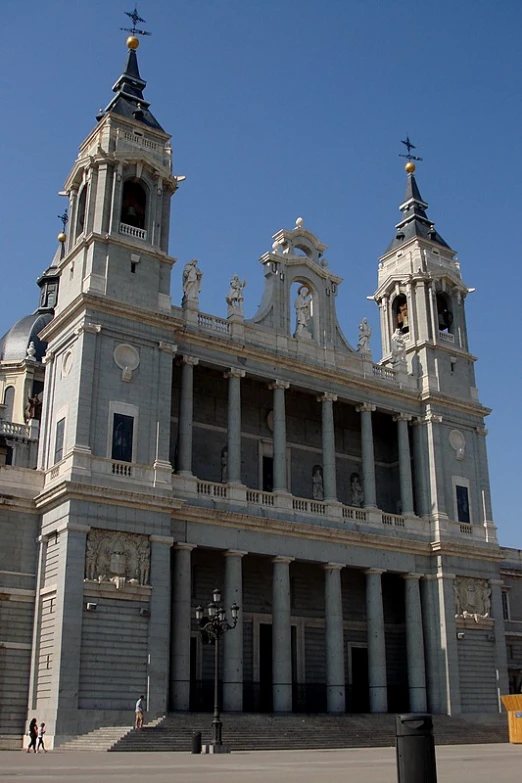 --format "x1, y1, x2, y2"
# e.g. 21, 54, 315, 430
501, 695, 522, 743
